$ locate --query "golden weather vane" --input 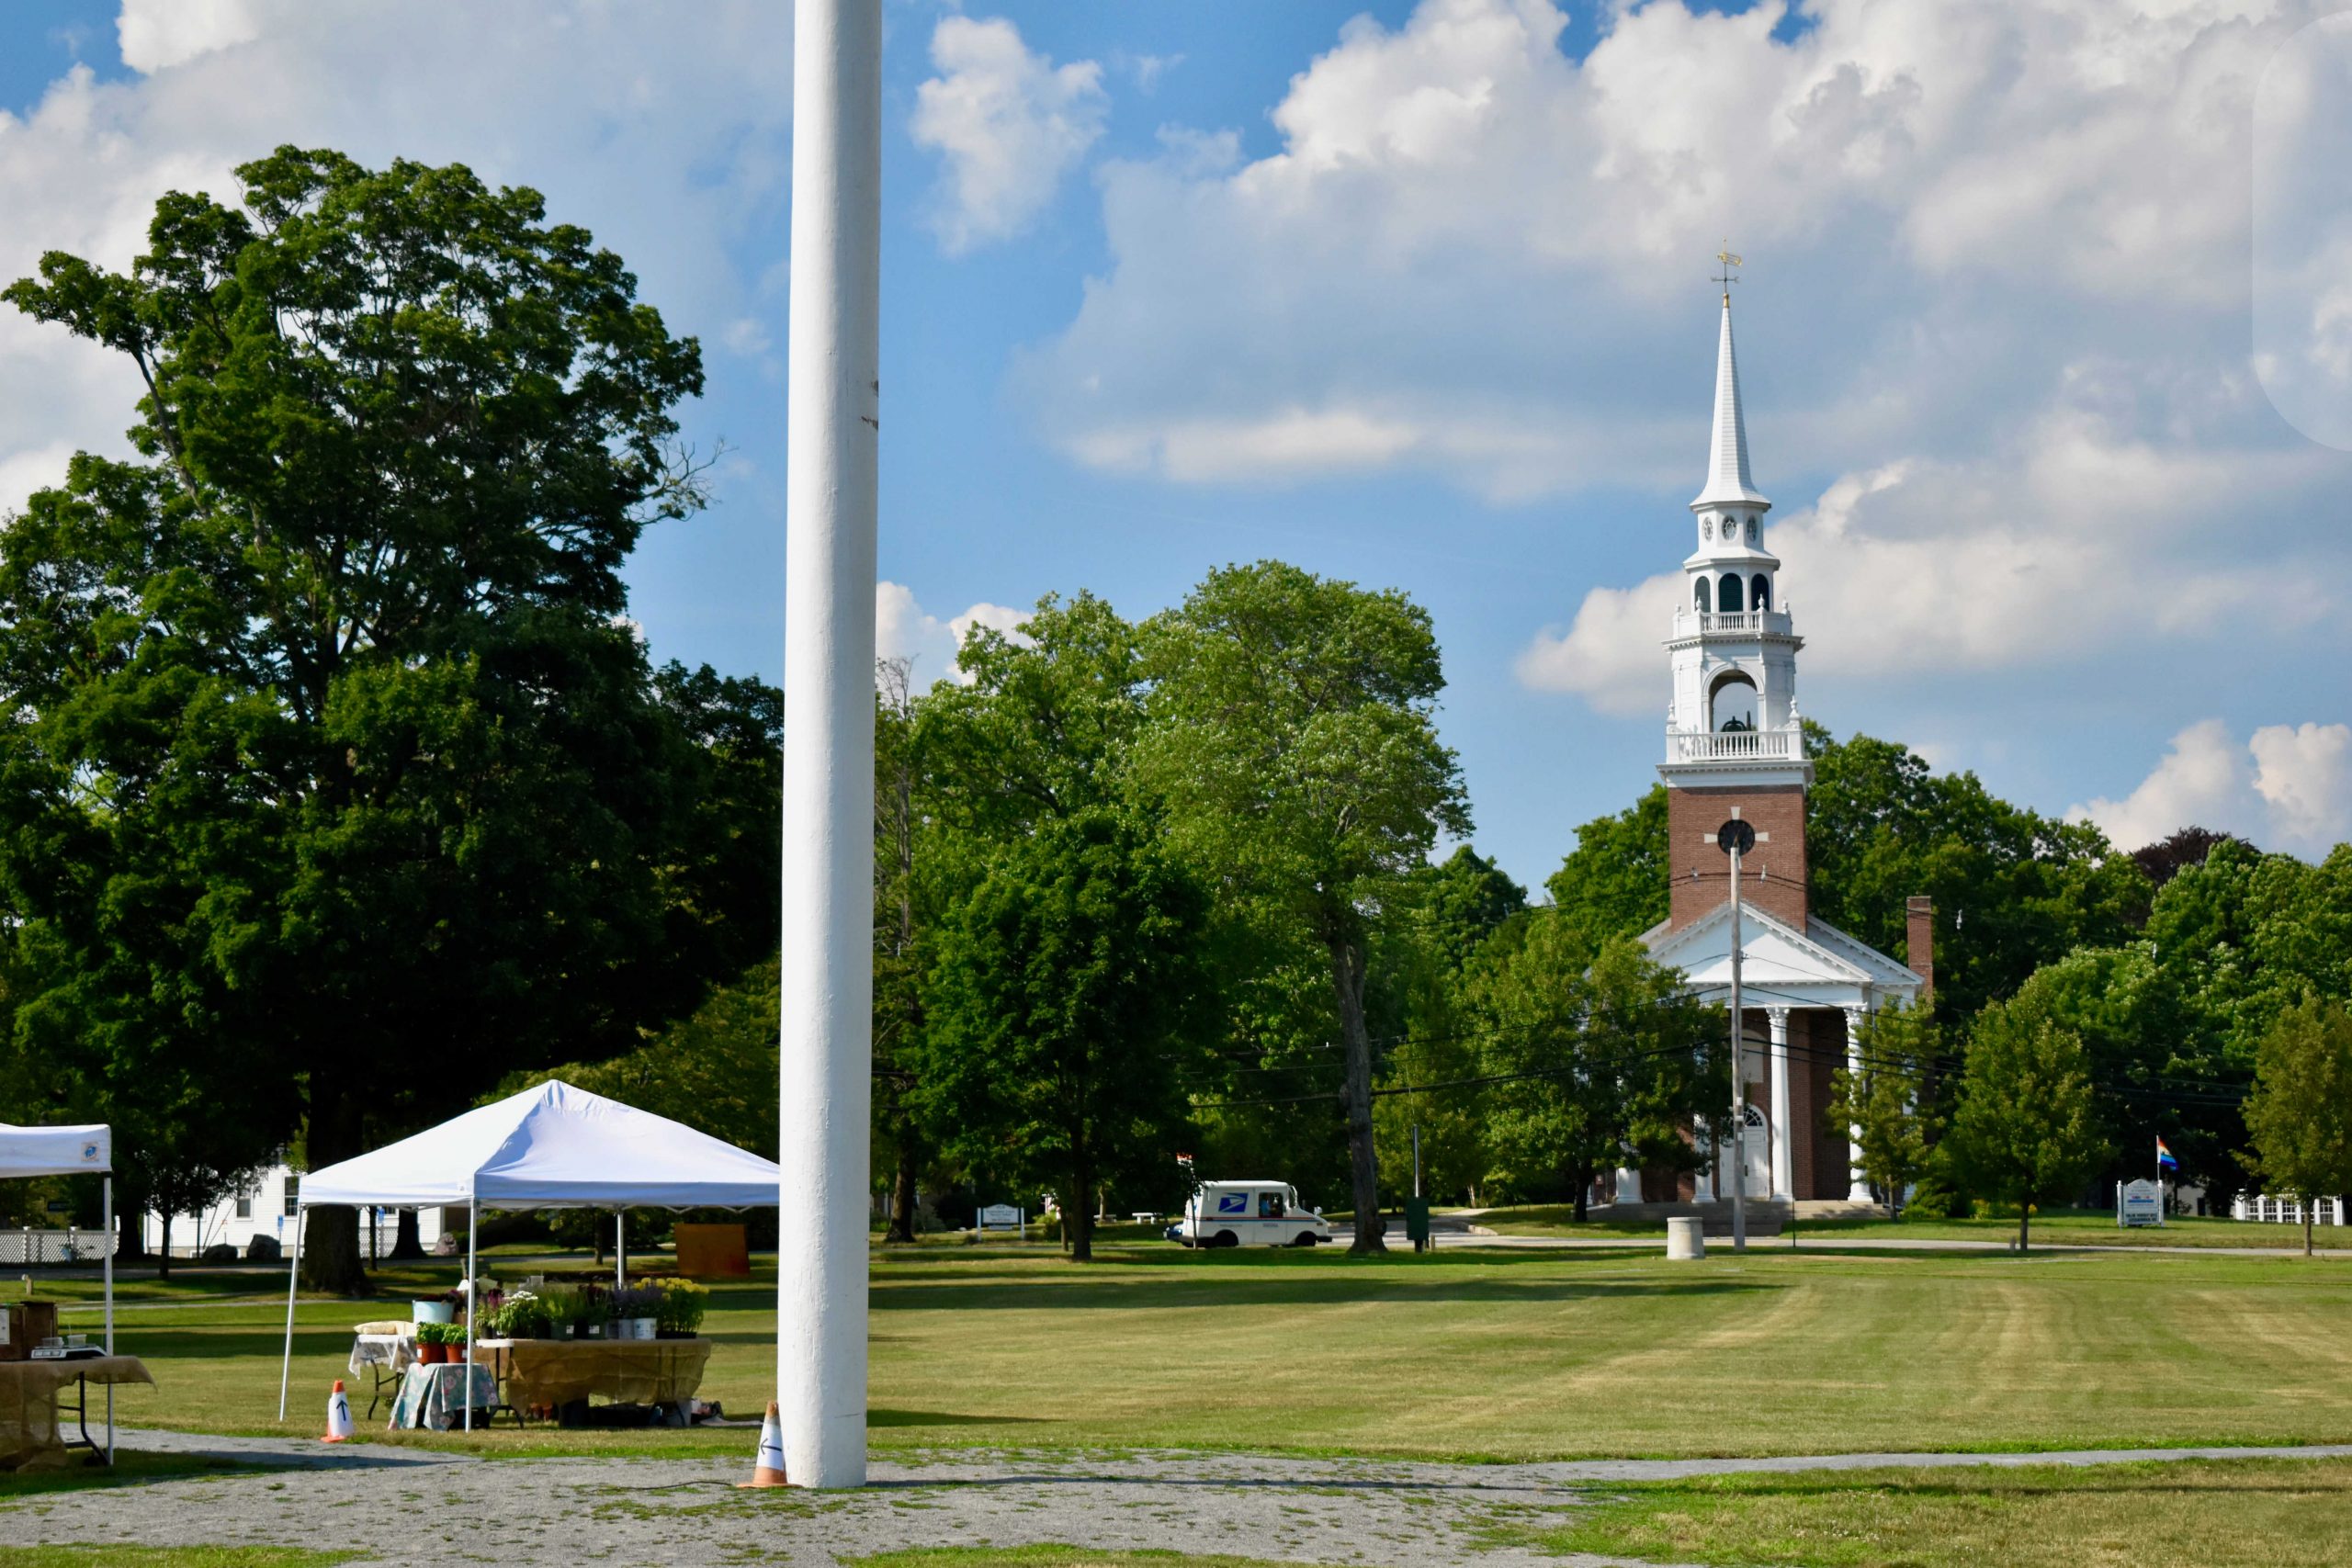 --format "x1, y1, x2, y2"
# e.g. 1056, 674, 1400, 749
1713, 240, 1743, 303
